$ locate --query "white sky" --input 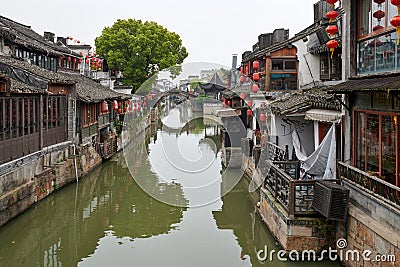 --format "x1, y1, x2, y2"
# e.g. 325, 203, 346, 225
2, 0, 319, 67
